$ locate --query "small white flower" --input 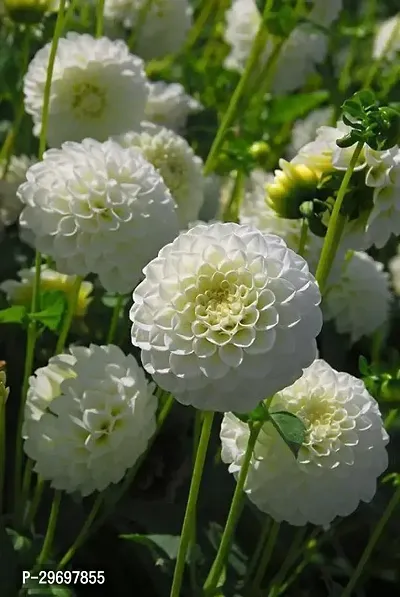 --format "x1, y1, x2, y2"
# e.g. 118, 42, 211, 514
104, 0, 193, 60
145, 81, 202, 133
221, 359, 389, 526
23, 33, 149, 147
0, 264, 93, 317
18, 138, 179, 294
115, 122, 204, 228
0, 155, 35, 227
288, 107, 334, 159
323, 251, 391, 343
130, 222, 322, 413
23, 344, 158, 496
373, 14, 400, 61
306, 0, 343, 28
